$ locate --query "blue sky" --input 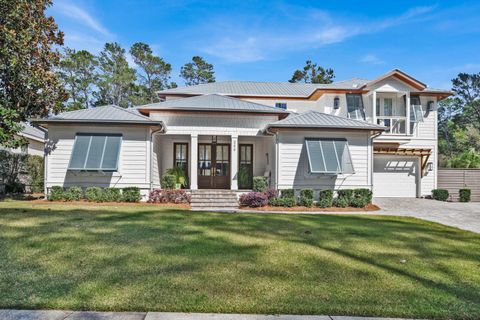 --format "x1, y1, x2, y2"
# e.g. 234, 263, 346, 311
49, 0, 480, 89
